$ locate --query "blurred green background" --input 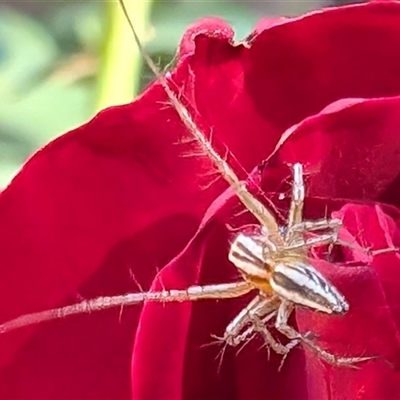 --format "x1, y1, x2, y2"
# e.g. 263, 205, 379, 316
0, 0, 363, 188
